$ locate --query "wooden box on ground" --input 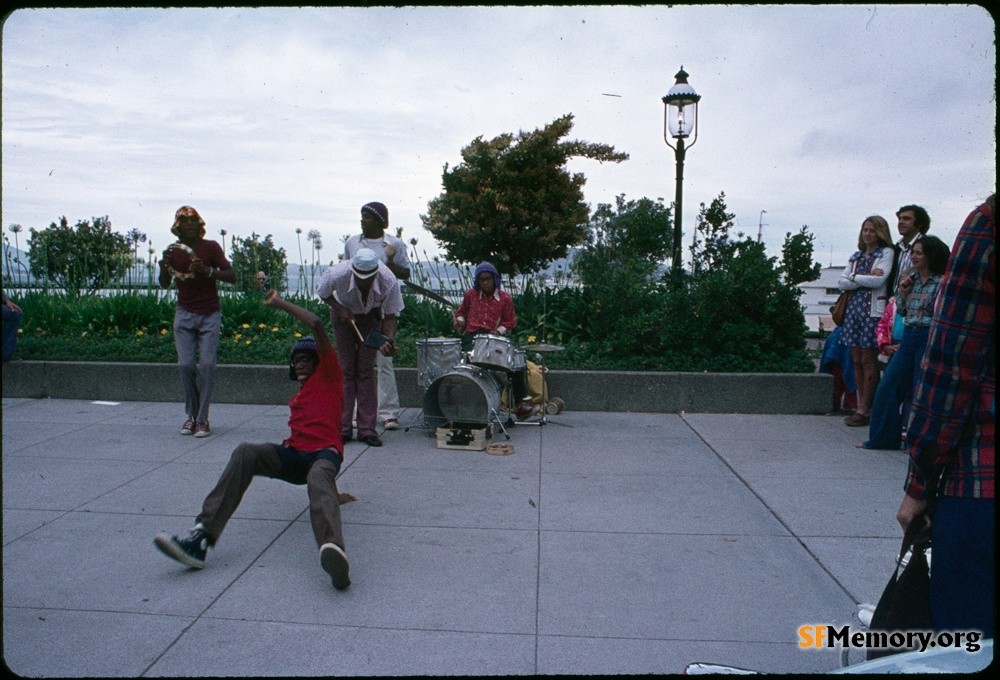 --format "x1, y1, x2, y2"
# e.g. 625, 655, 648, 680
436, 422, 493, 451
